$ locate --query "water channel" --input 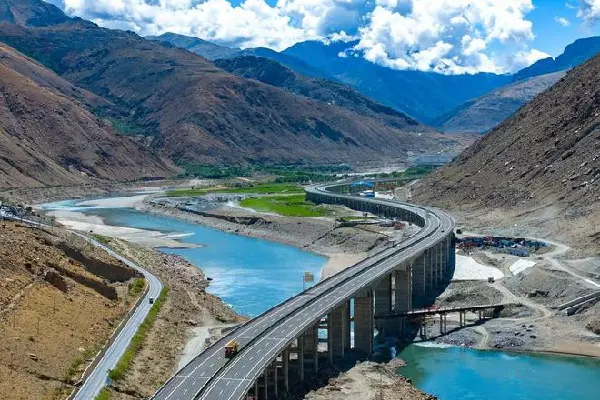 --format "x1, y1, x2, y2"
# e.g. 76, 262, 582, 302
41, 197, 600, 400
